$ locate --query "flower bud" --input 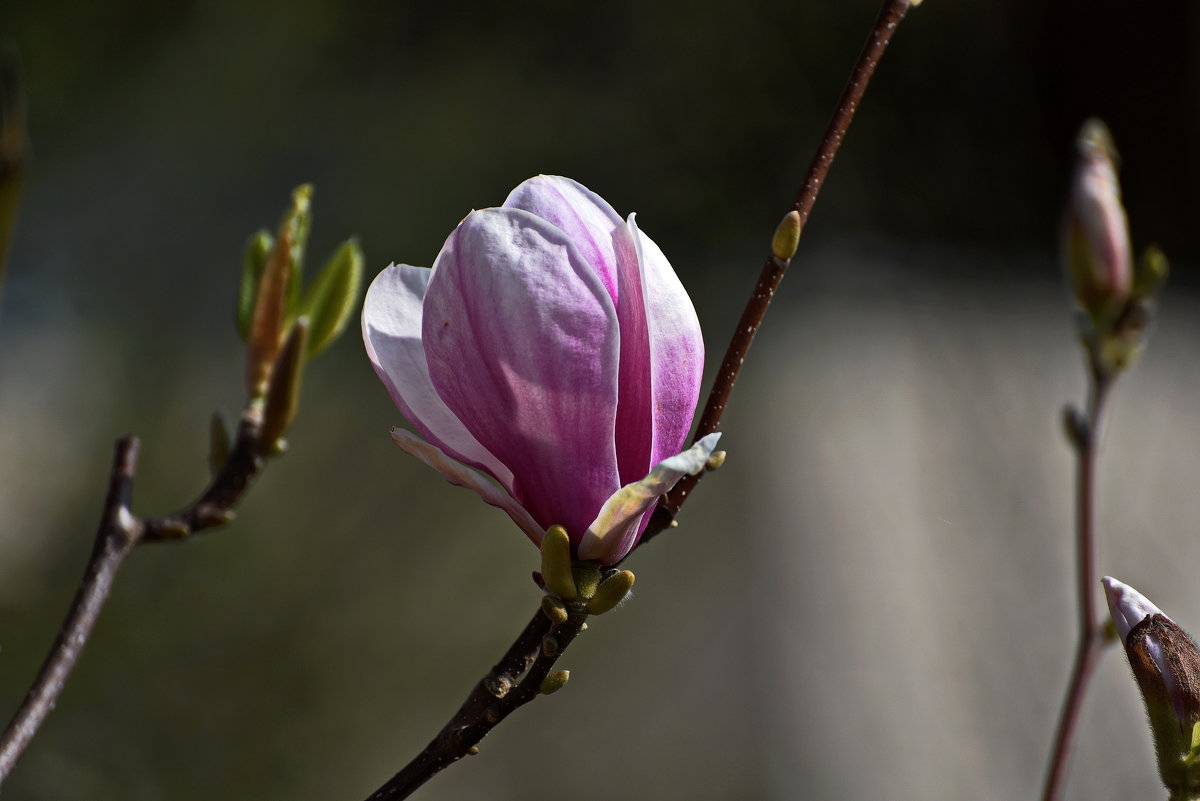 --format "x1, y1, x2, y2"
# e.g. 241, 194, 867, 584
1103, 577, 1200, 797
1064, 119, 1132, 317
